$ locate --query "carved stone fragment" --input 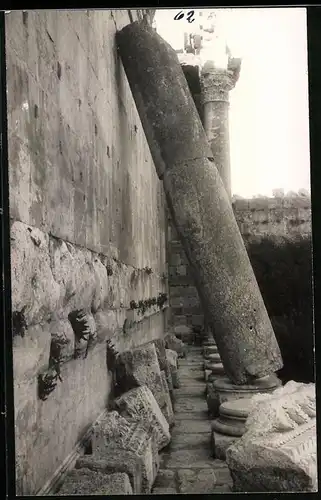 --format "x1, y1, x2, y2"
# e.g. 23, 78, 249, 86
114, 385, 171, 451
225, 381, 317, 492
57, 469, 133, 495
91, 411, 156, 493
